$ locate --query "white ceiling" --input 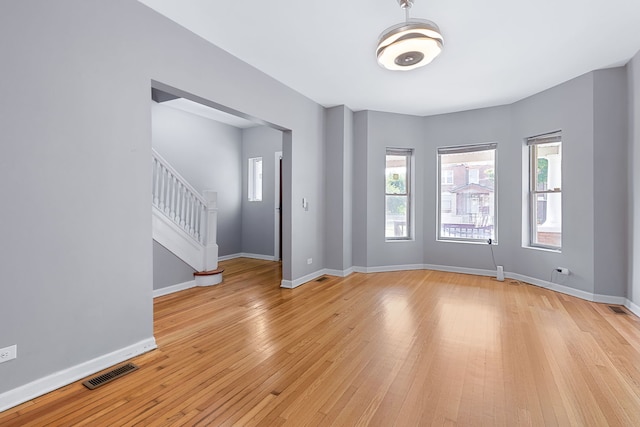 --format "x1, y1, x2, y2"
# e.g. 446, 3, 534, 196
139, 0, 640, 117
